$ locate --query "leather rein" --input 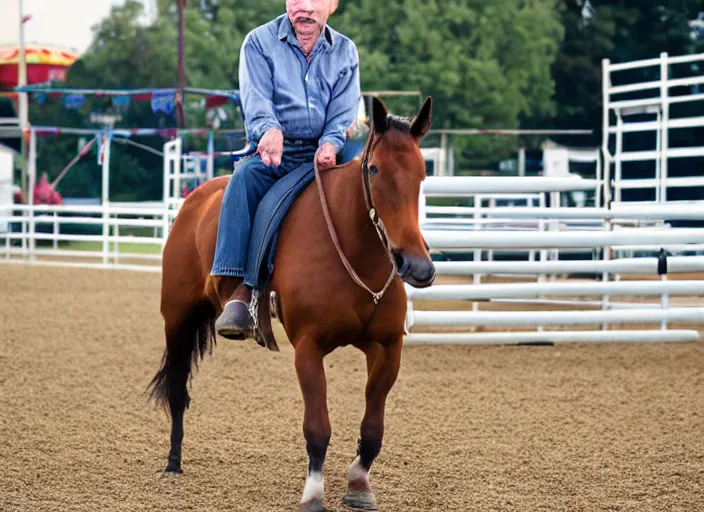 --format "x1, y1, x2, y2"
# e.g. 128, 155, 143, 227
314, 131, 397, 304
